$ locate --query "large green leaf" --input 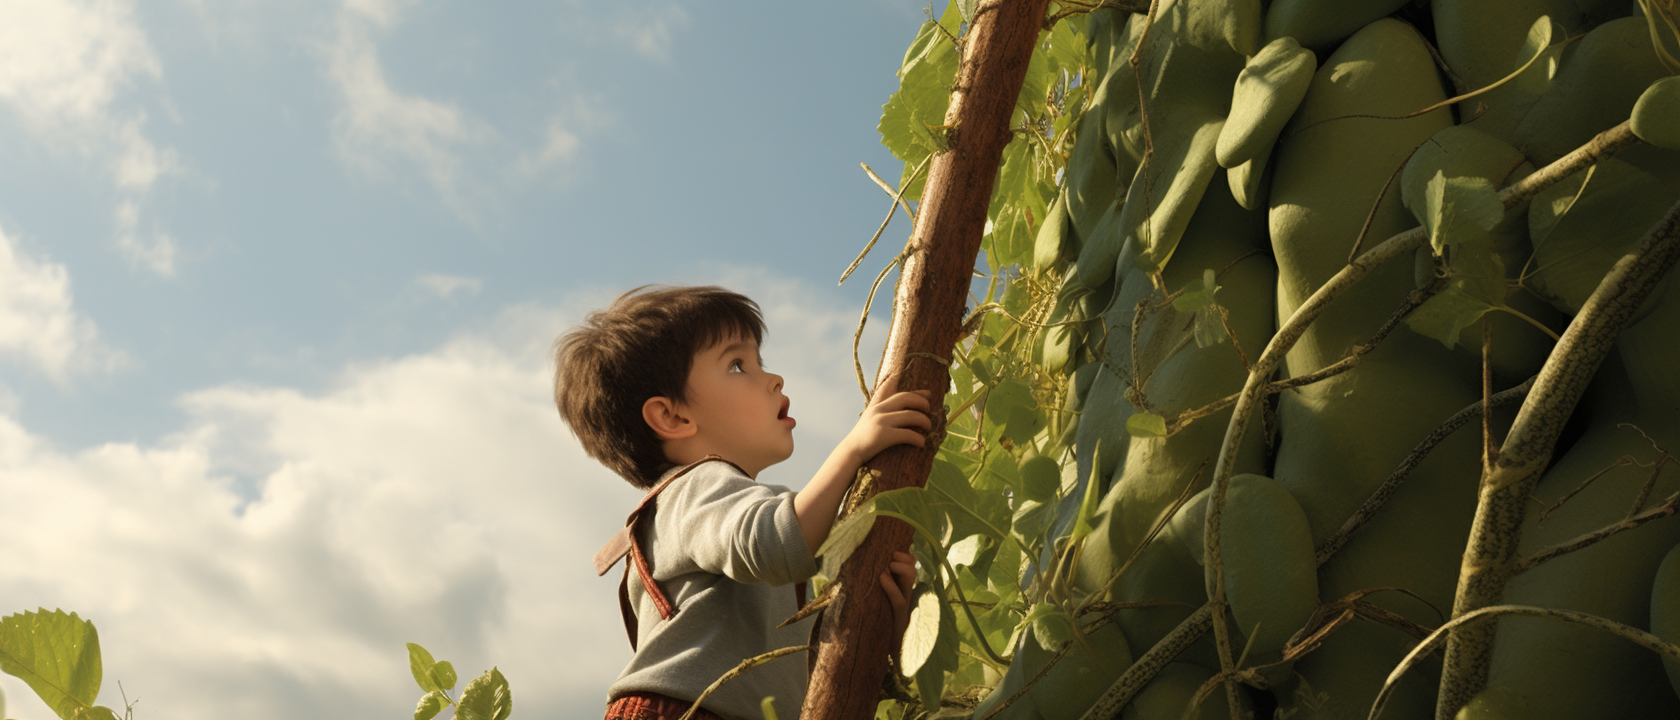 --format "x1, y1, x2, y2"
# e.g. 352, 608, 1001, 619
878, 2, 964, 187
912, 593, 960, 710
901, 589, 943, 676
0, 609, 104, 720
930, 458, 1012, 544
455, 668, 512, 720
982, 379, 1042, 445
1018, 454, 1061, 503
